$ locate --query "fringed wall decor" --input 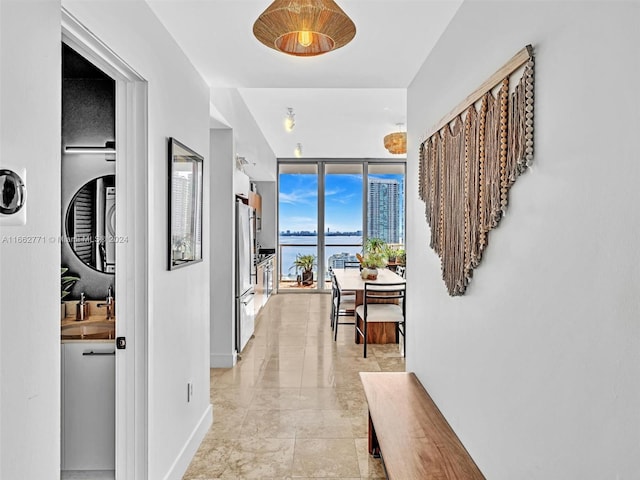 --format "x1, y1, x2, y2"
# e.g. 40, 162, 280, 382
419, 45, 534, 296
